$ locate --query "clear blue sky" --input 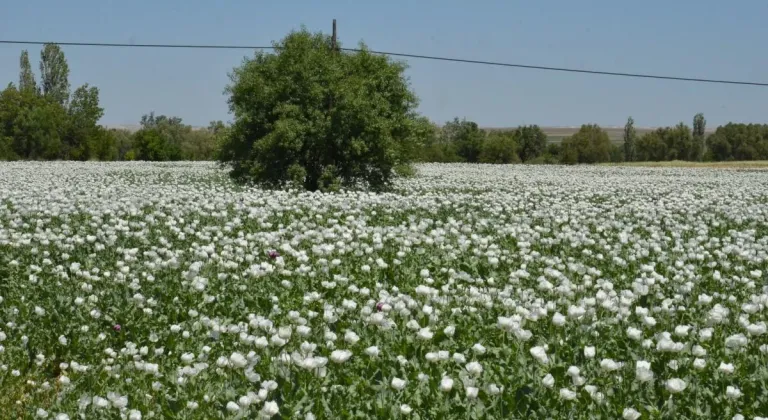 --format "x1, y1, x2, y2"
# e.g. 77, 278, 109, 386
2, 0, 767, 128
